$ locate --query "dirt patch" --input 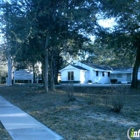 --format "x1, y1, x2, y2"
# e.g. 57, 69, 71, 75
88, 112, 138, 127
0, 84, 140, 140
